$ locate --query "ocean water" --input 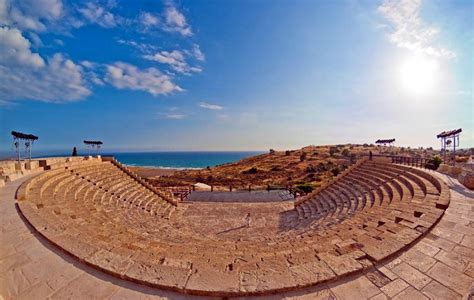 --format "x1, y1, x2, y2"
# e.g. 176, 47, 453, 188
0, 150, 263, 169
113, 152, 263, 169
